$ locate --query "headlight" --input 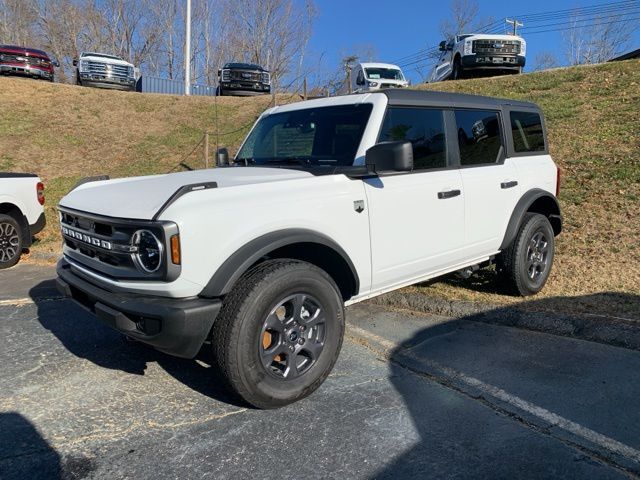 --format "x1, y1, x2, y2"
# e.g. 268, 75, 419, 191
132, 230, 163, 273
464, 40, 473, 55
79, 60, 89, 71
520, 40, 526, 56
128, 66, 134, 76
261, 72, 270, 84
368, 81, 378, 87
